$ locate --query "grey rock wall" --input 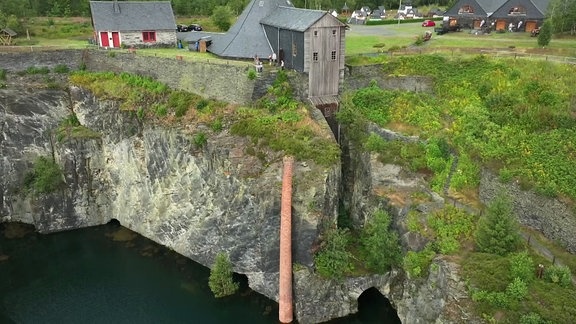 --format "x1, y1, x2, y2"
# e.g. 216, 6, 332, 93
1, 84, 343, 323
479, 169, 576, 253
